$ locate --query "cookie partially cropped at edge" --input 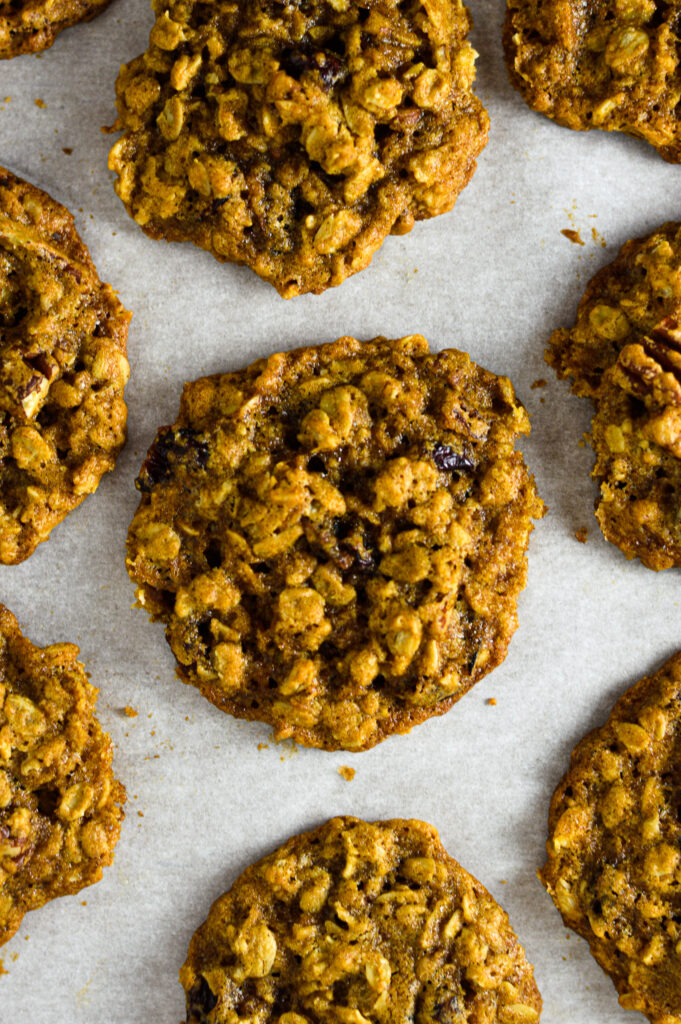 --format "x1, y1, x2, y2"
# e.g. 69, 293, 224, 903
126, 334, 544, 751
108, 0, 489, 298
547, 223, 681, 570
0, 604, 126, 946
181, 816, 543, 1024
503, 0, 681, 162
0, 0, 113, 59
0, 167, 131, 564
540, 652, 681, 1022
